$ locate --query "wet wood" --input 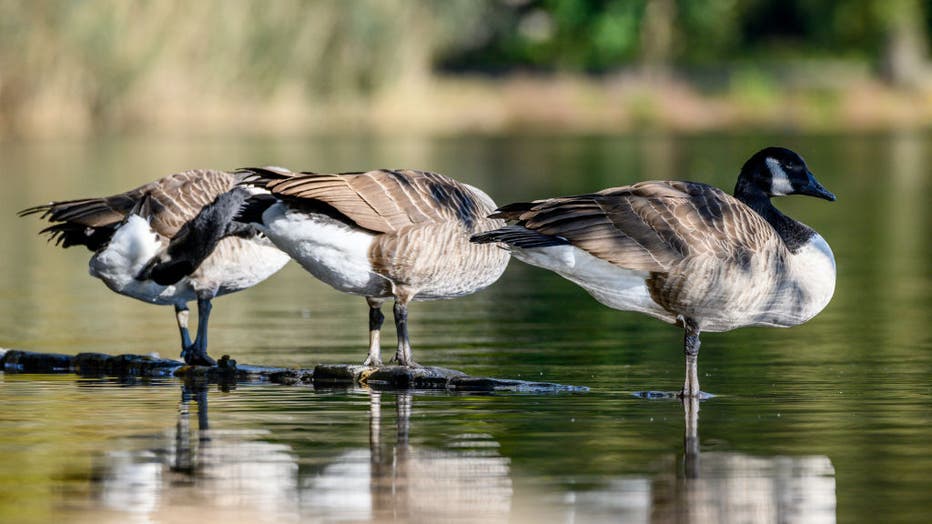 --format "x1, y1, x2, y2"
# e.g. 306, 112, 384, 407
0, 349, 588, 392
